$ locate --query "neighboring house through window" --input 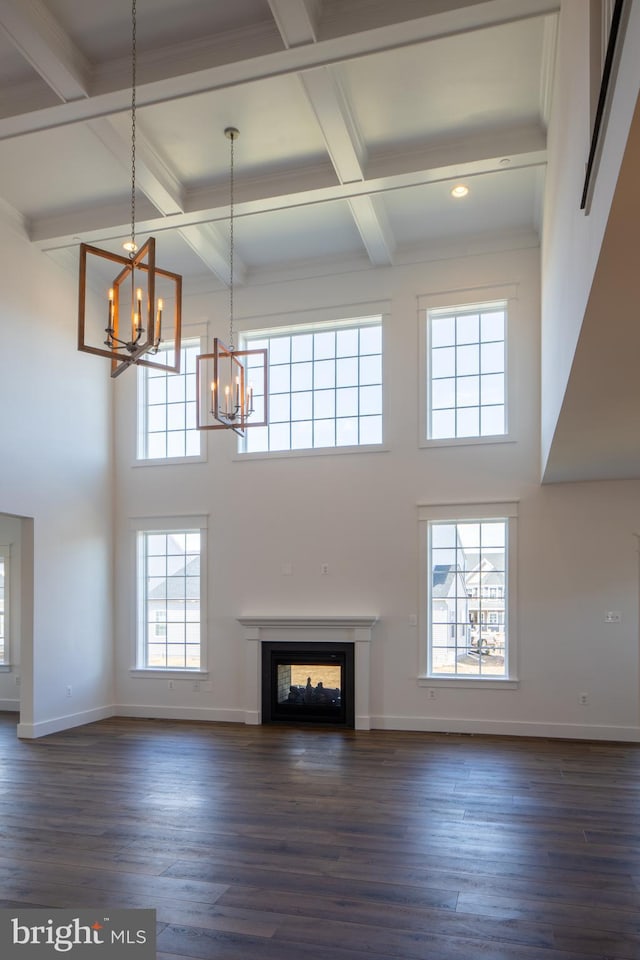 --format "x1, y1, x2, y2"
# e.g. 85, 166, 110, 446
240, 316, 383, 453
